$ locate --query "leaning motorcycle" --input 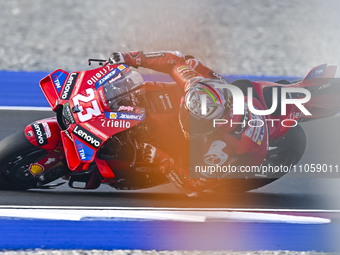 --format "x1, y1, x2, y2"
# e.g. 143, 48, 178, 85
0, 59, 338, 192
